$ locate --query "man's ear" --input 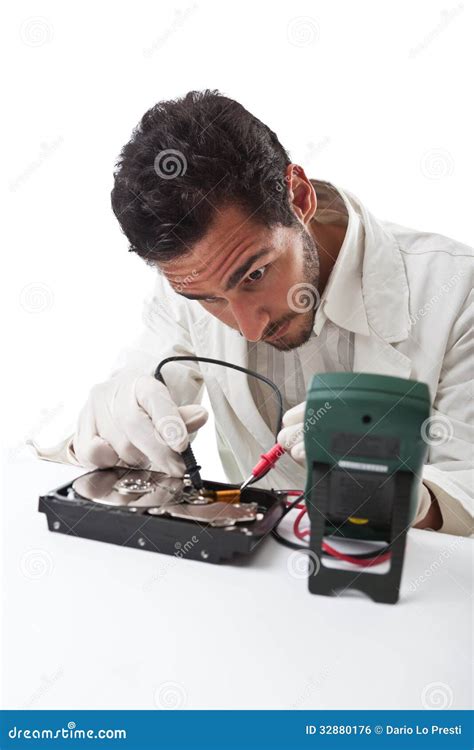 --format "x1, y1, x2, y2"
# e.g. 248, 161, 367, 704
285, 163, 317, 225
